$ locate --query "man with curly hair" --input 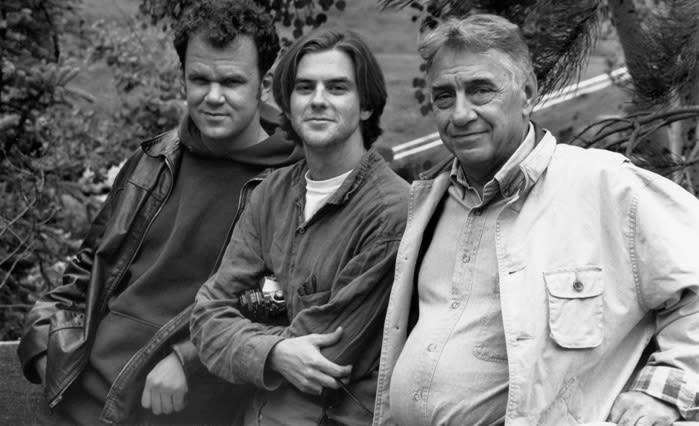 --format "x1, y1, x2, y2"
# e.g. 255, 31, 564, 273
17, 1, 301, 424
